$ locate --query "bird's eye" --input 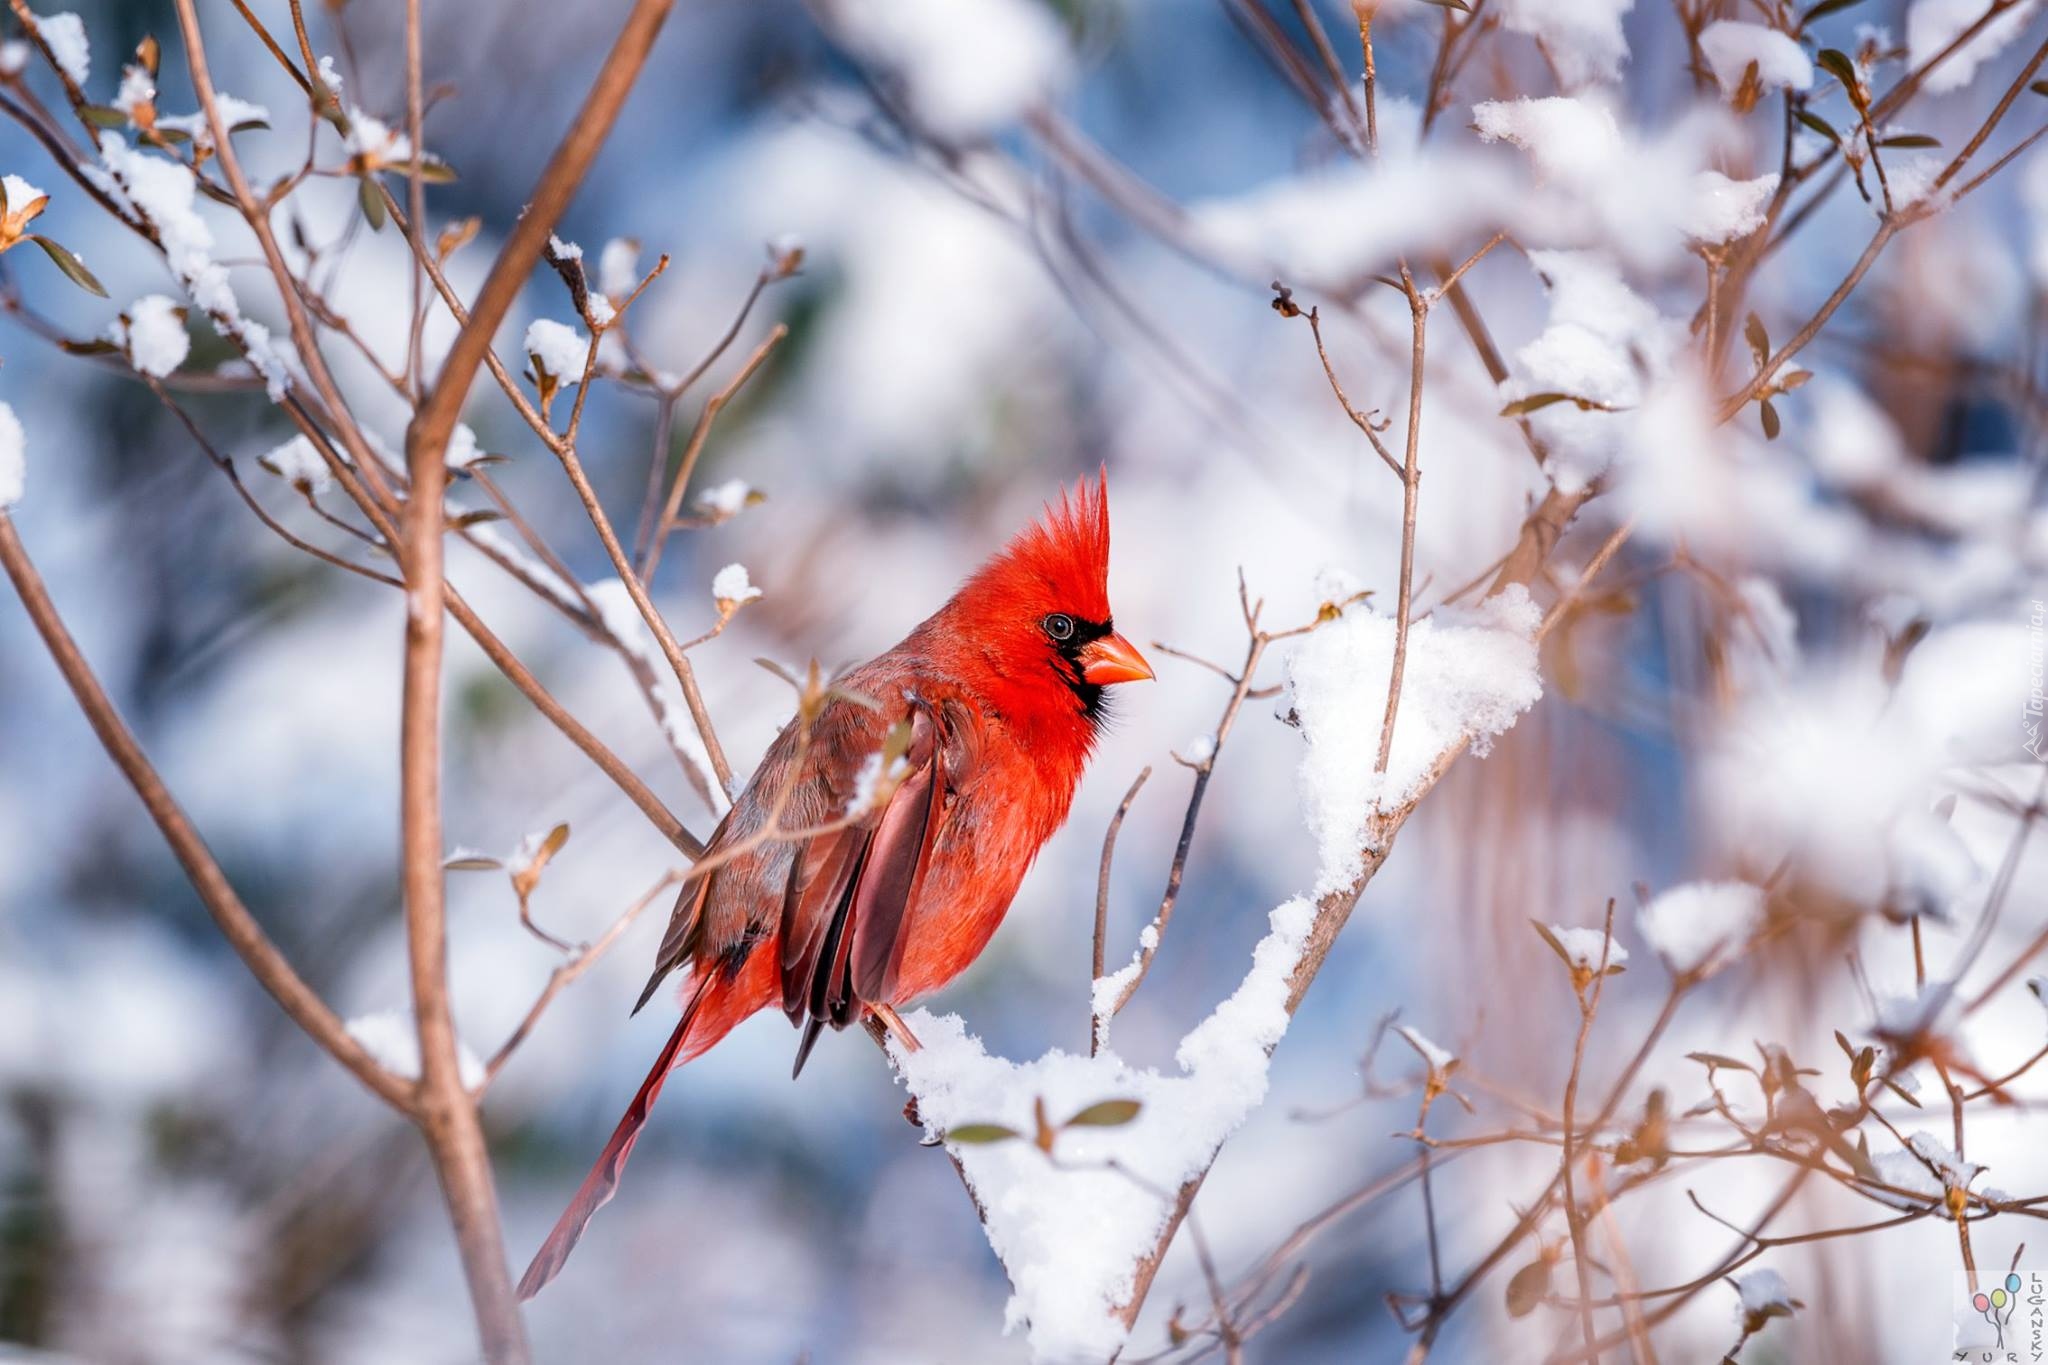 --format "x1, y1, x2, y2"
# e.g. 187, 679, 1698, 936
1042, 613, 1077, 642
